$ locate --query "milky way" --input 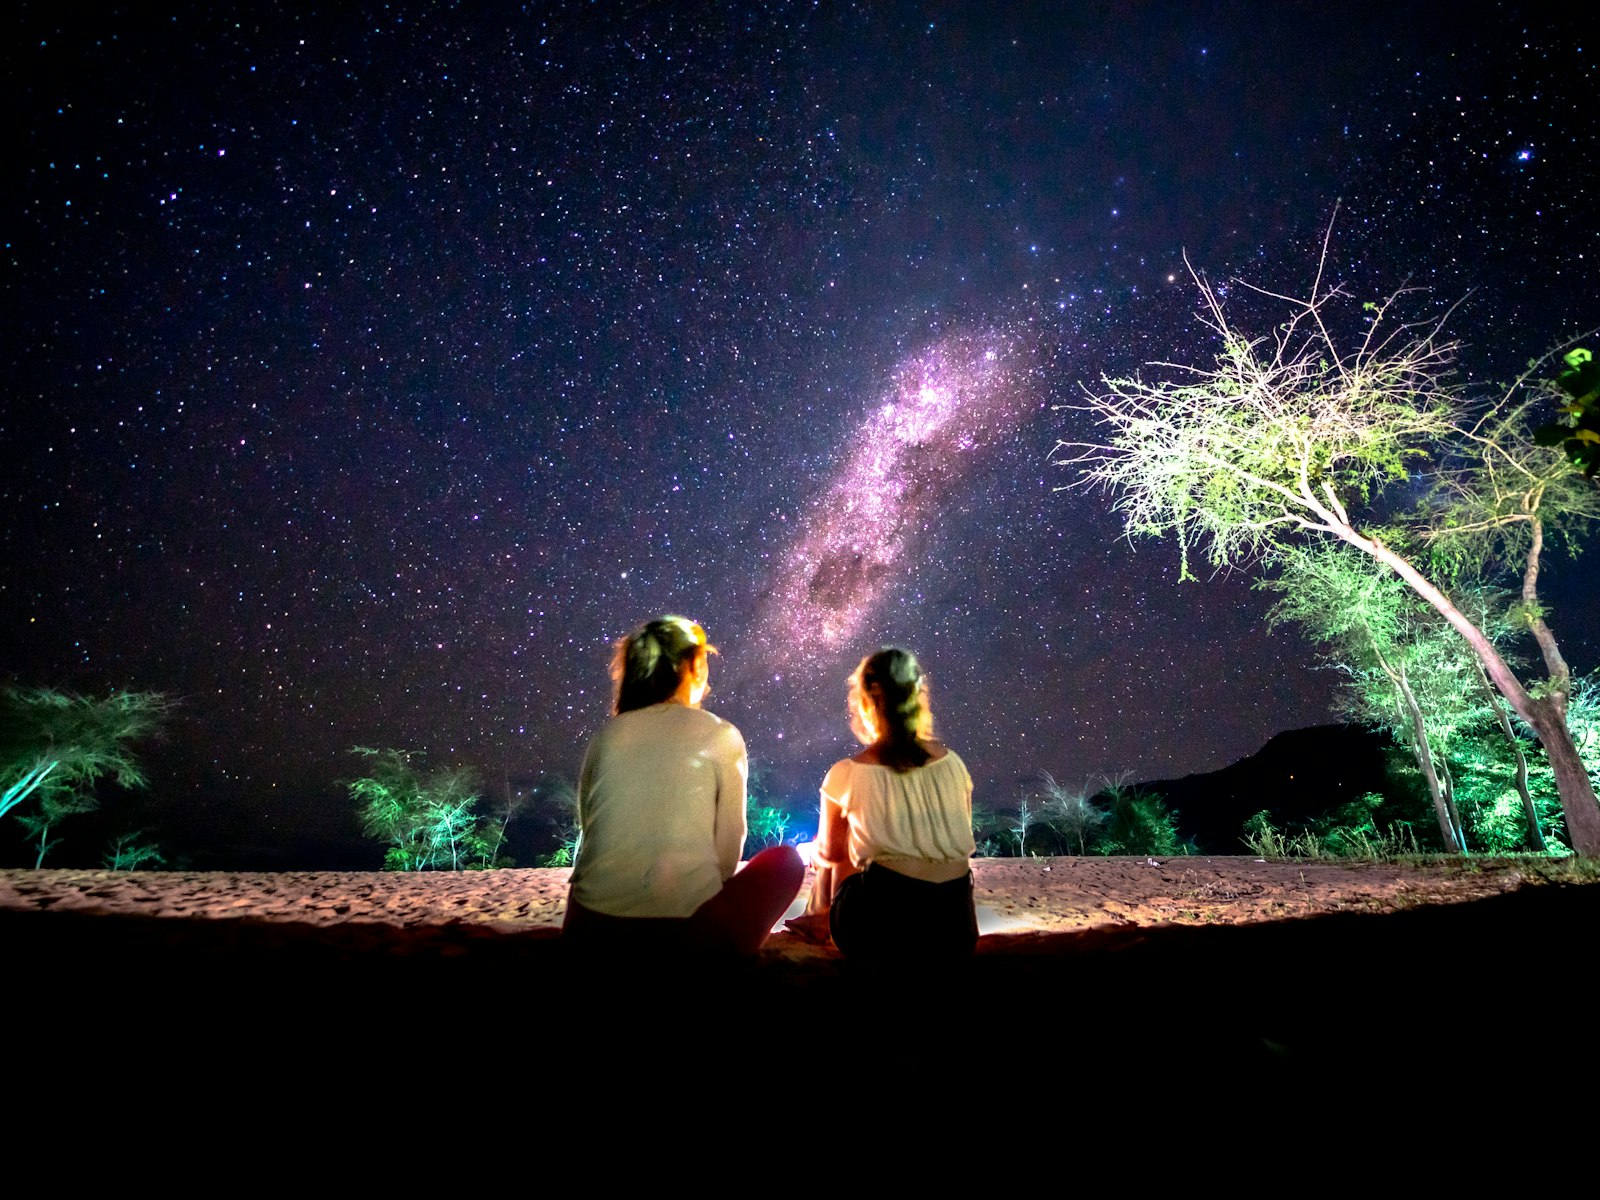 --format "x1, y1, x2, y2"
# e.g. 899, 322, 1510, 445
745, 332, 1037, 679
